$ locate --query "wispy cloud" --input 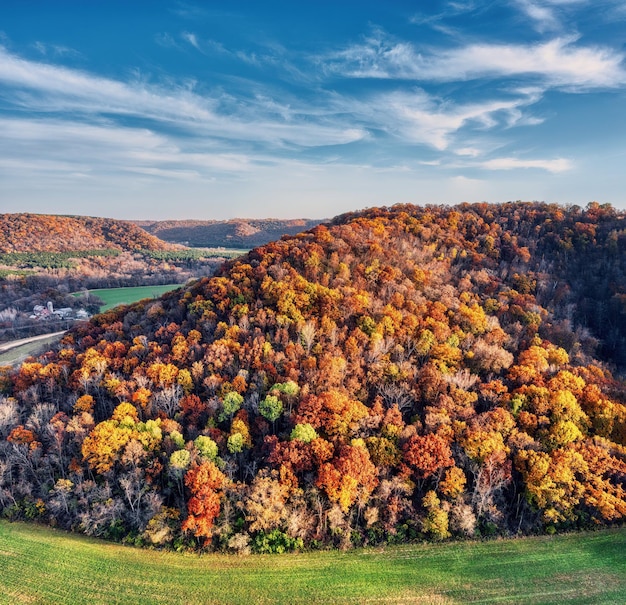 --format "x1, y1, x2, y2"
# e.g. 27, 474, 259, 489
170, 2, 211, 20
513, 0, 595, 33
0, 43, 570, 182
344, 88, 543, 151
455, 147, 482, 157
410, 2, 485, 36
326, 33, 626, 89
181, 31, 202, 52
0, 45, 215, 122
155, 32, 179, 49
0, 46, 365, 149
0, 8, 615, 208
515, 1, 561, 32
0, 116, 254, 182
481, 156, 572, 172
32, 41, 80, 58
